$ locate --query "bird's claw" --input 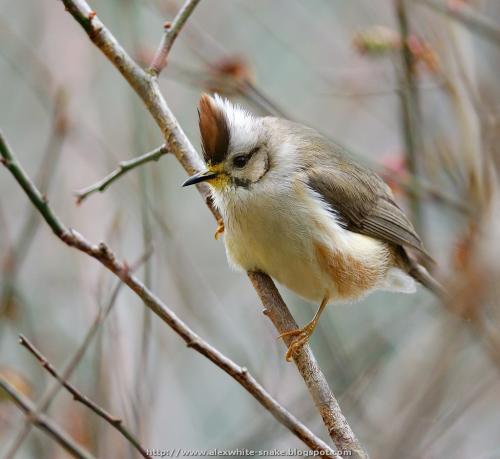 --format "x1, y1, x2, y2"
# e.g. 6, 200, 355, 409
214, 220, 225, 240
278, 323, 315, 362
